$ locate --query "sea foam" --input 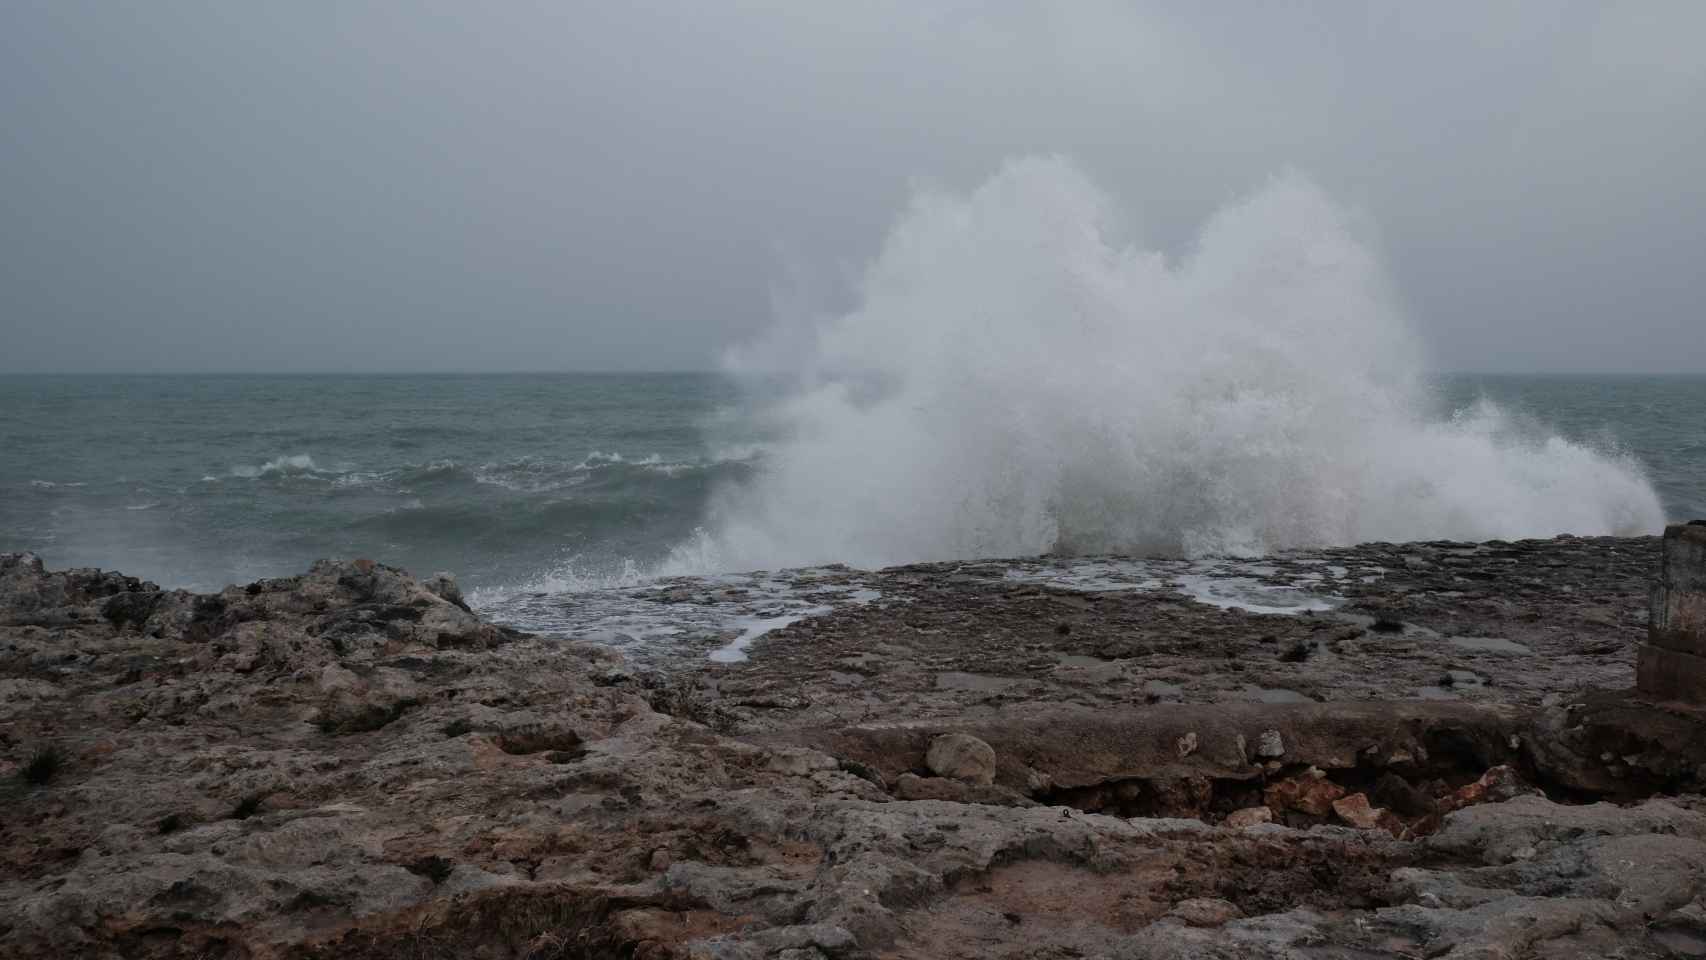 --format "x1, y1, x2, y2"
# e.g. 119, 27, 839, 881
668, 157, 1664, 573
